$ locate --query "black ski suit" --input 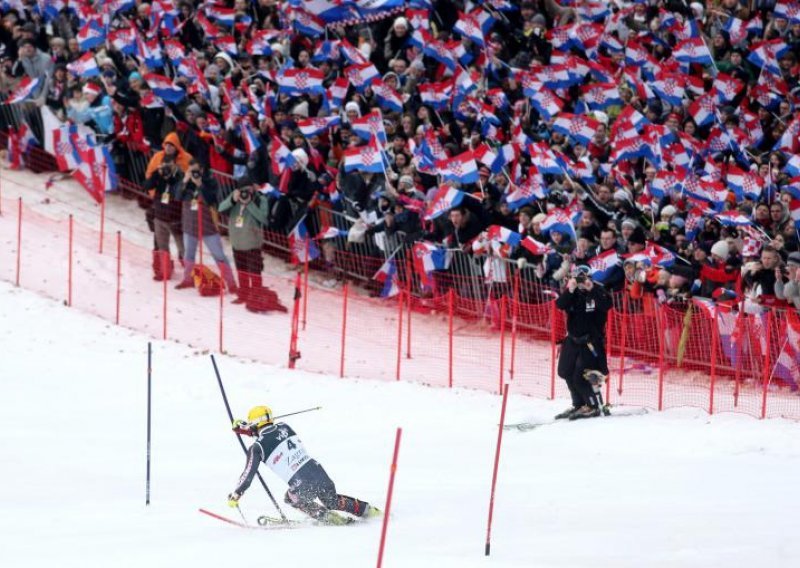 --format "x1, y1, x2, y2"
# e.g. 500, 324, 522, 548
233, 422, 370, 520
555, 284, 612, 409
